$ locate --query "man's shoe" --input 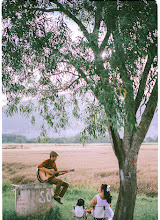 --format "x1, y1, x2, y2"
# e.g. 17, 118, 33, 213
54, 197, 63, 204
